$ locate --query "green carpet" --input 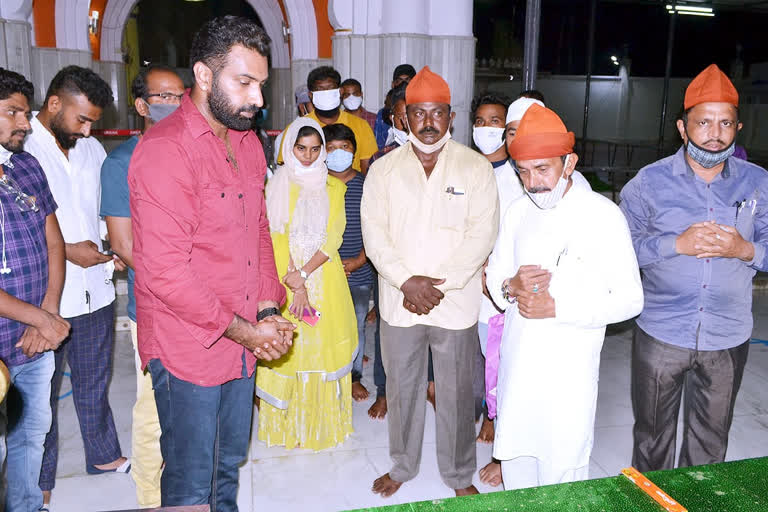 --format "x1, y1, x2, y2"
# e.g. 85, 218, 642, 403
347, 457, 768, 511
